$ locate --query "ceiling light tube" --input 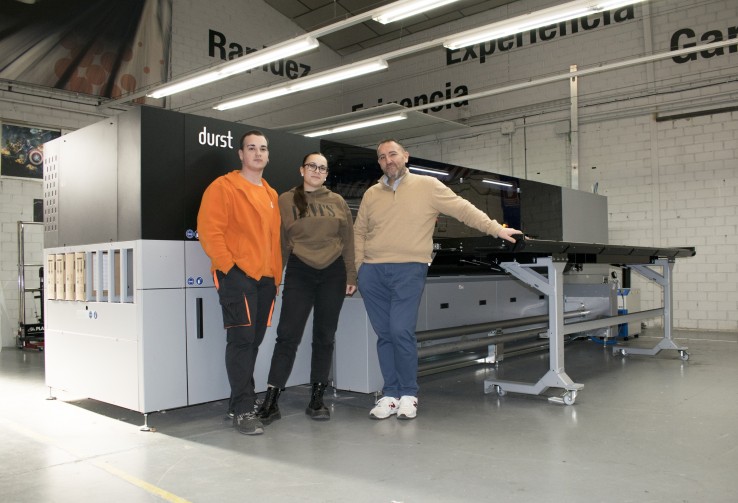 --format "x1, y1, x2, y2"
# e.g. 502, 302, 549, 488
213, 88, 293, 110
302, 113, 407, 137
408, 165, 450, 176
148, 35, 319, 99
291, 60, 388, 92
217, 36, 319, 76
148, 73, 231, 99
443, 0, 647, 49
373, 0, 460, 24
214, 59, 388, 111
482, 179, 513, 188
